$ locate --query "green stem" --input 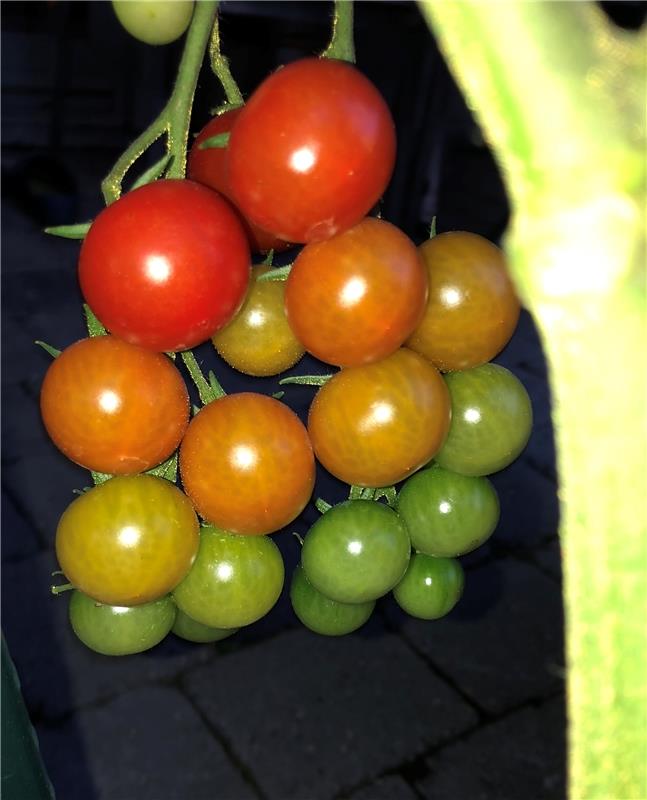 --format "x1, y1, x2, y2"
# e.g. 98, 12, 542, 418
322, 0, 355, 63
181, 352, 225, 405
101, 1, 218, 203
279, 374, 333, 387
315, 498, 332, 514
209, 10, 244, 107
50, 583, 74, 595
